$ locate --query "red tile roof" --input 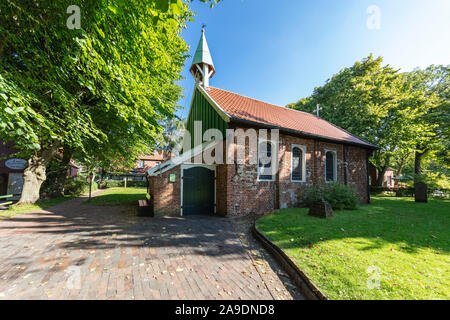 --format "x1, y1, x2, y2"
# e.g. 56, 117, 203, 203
205, 87, 377, 149
139, 151, 171, 161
